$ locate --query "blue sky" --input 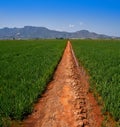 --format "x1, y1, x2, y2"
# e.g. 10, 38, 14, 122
0, 0, 120, 36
